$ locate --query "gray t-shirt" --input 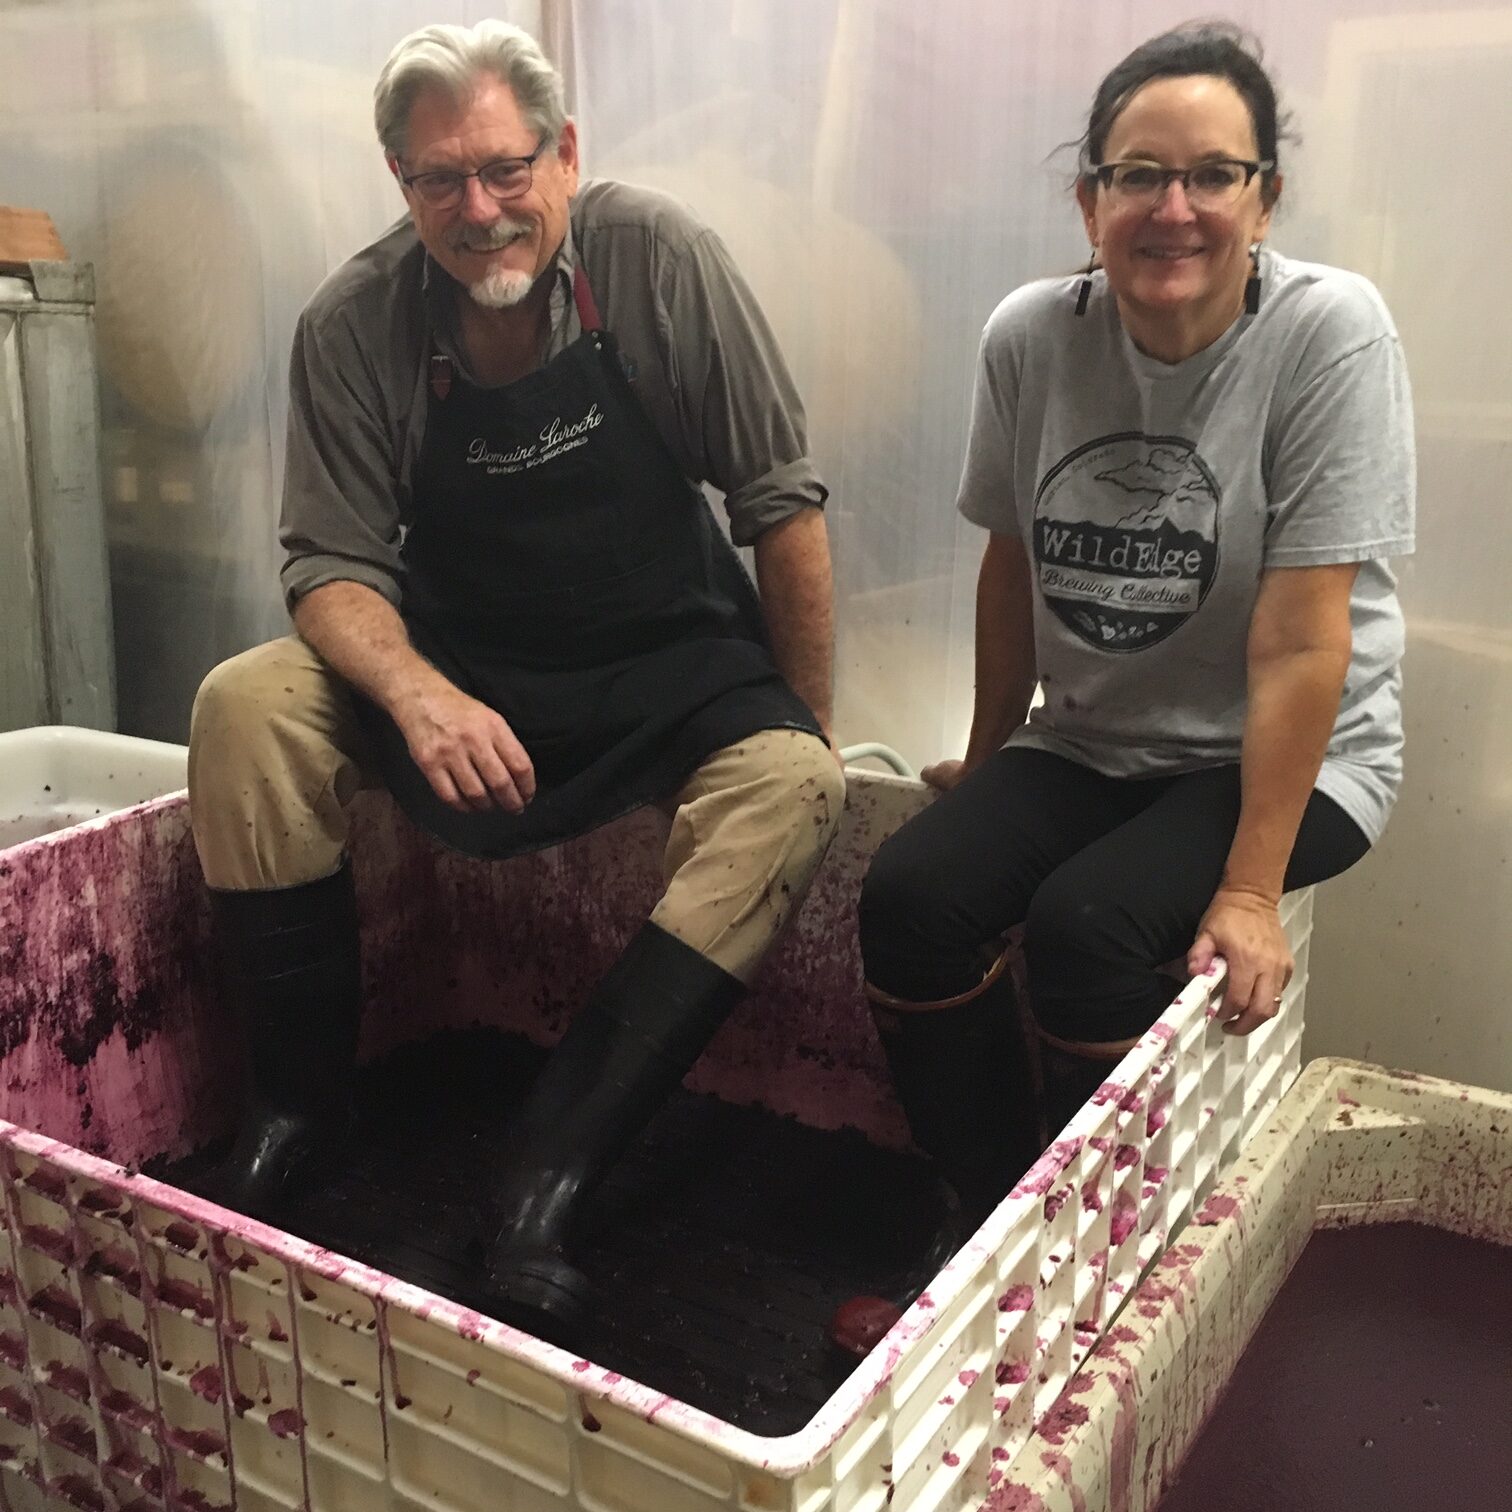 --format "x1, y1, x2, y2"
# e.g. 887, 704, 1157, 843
279, 178, 825, 611
957, 249, 1416, 843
